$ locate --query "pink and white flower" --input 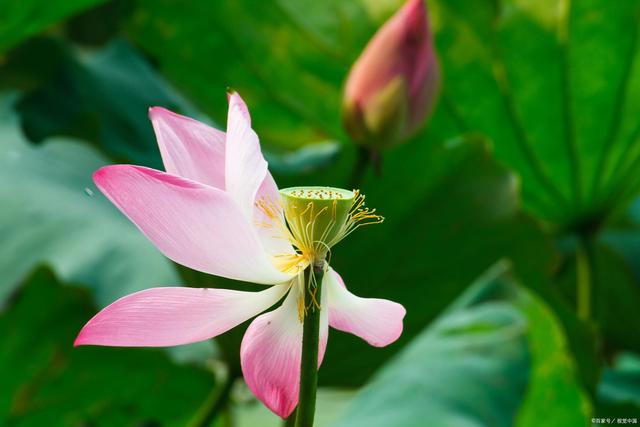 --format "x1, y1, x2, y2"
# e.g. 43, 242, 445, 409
75, 92, 405, 418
